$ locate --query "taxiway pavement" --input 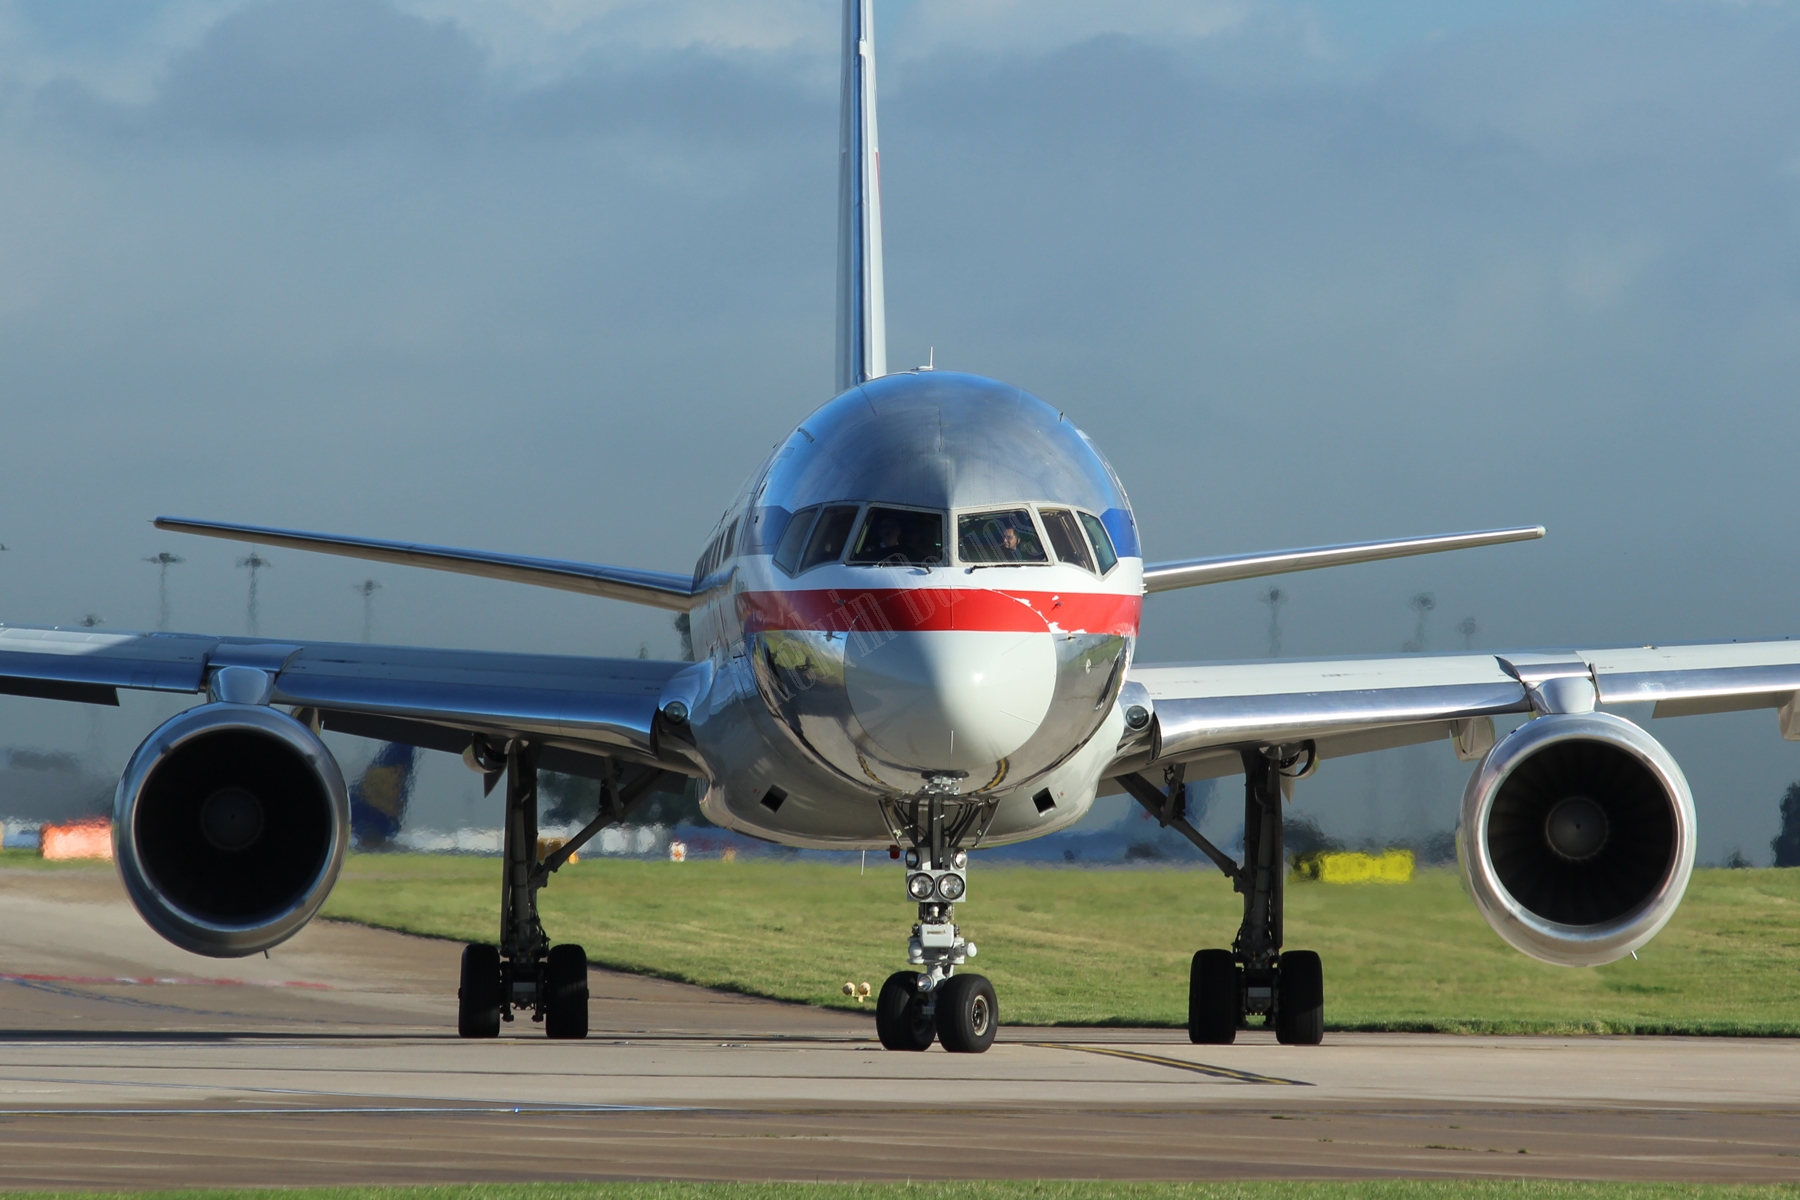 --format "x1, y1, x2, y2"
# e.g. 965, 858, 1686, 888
2, 863, 1797, 1186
